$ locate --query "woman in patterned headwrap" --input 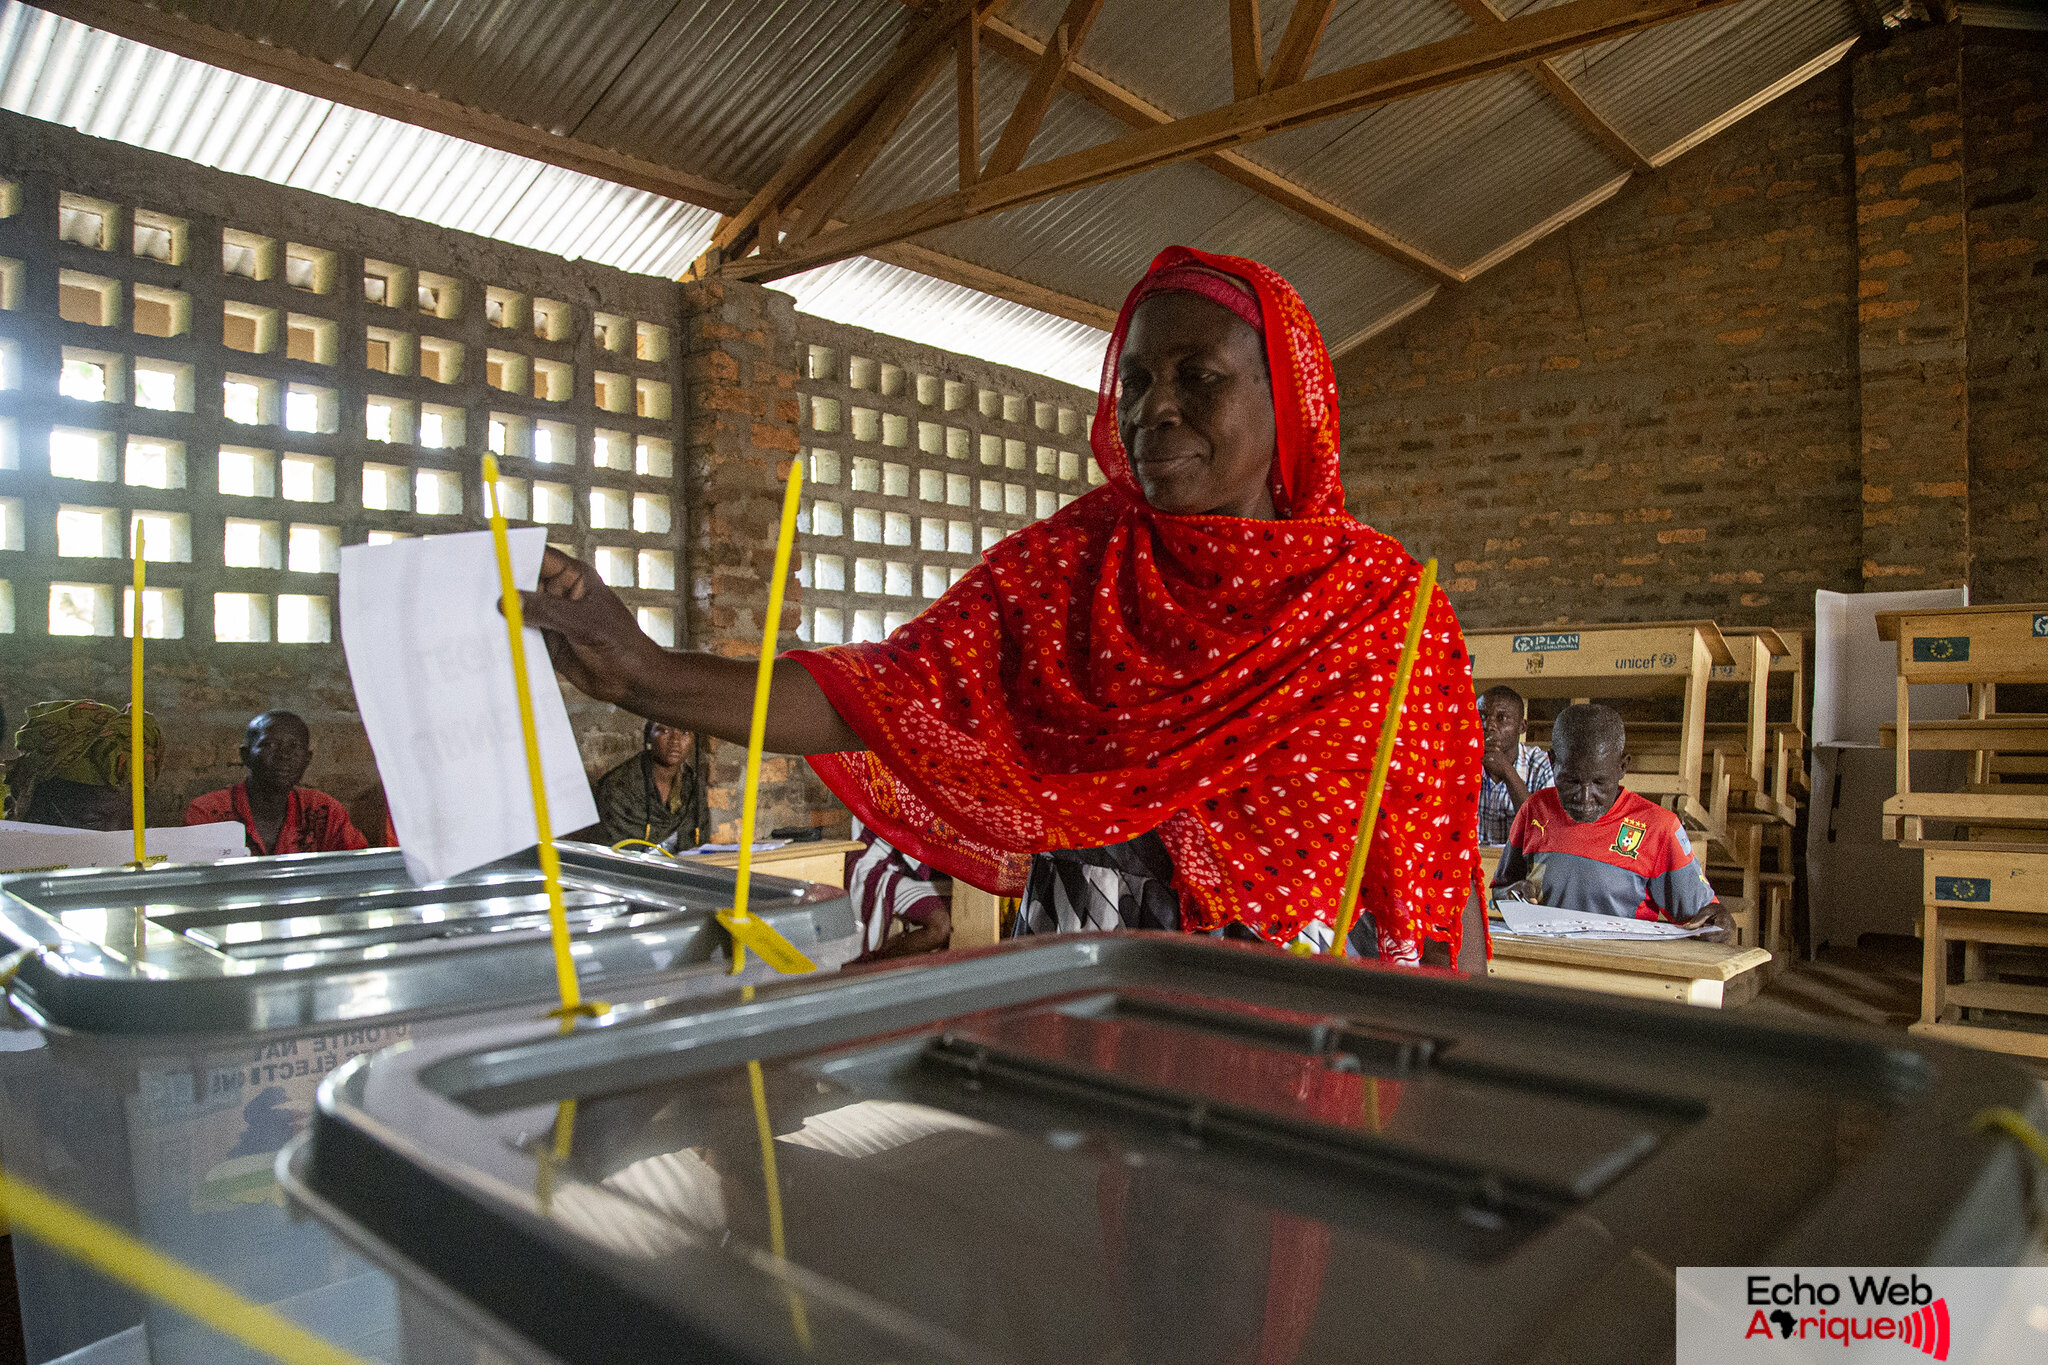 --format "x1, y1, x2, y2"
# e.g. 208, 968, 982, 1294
7, 699, 161, 830
522, 247, 1482, 965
